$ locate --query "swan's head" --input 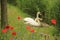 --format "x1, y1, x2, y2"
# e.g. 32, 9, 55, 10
37, 11, 42, 15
